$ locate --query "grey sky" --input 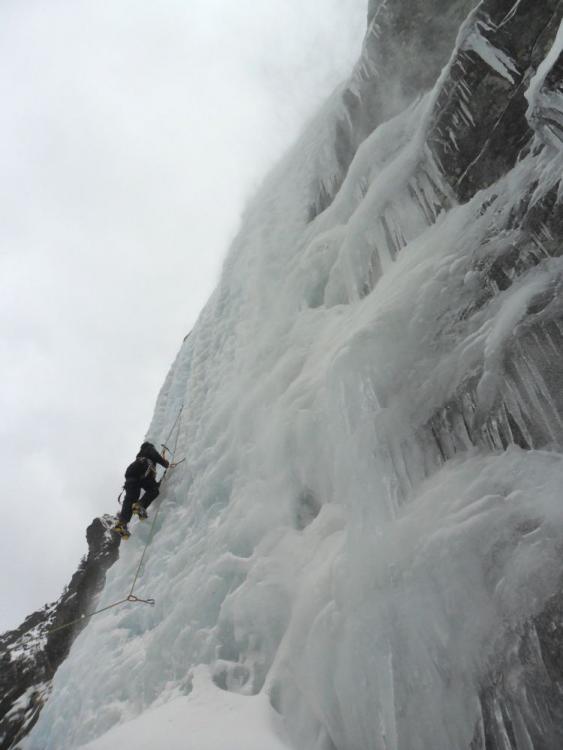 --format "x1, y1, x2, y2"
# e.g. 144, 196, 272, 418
0, 0, 367, 632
